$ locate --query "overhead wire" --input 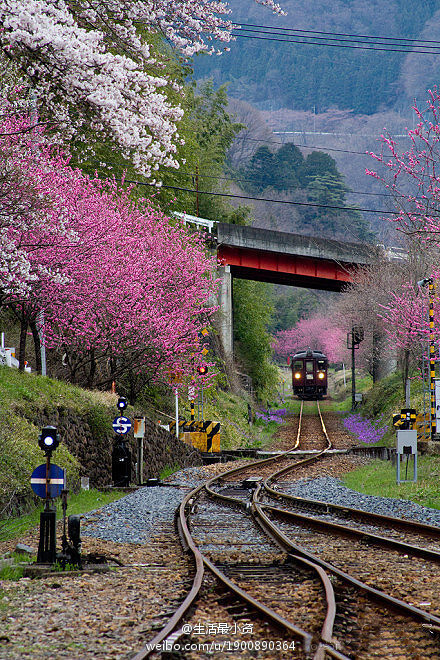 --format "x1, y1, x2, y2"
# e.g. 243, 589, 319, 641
231, 24, 440, 55
238, 23, 440, 46
236, 24, 440, 49
171, 169, 405, 199
121, 178, 419, 216
114, 24, 435, 224
231, 135, 380, 156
